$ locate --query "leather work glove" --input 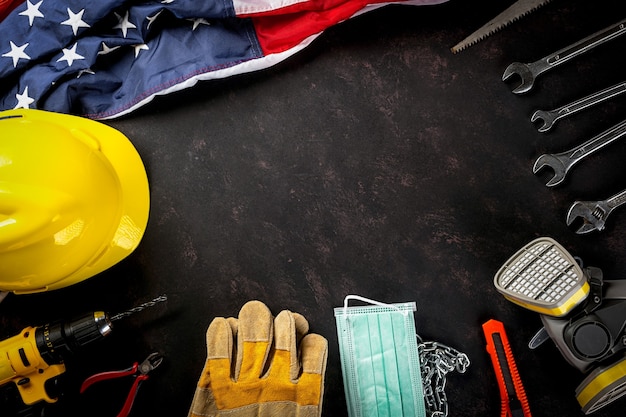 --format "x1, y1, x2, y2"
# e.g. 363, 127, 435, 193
188, 300, 328, 417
